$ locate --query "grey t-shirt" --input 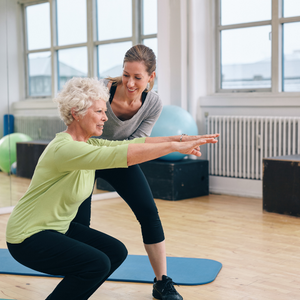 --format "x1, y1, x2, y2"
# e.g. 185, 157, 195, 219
100, 79, 163, 140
